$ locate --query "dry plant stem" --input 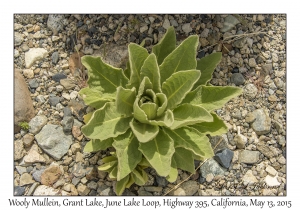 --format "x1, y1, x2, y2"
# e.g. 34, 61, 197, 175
163, 137, 224, 196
